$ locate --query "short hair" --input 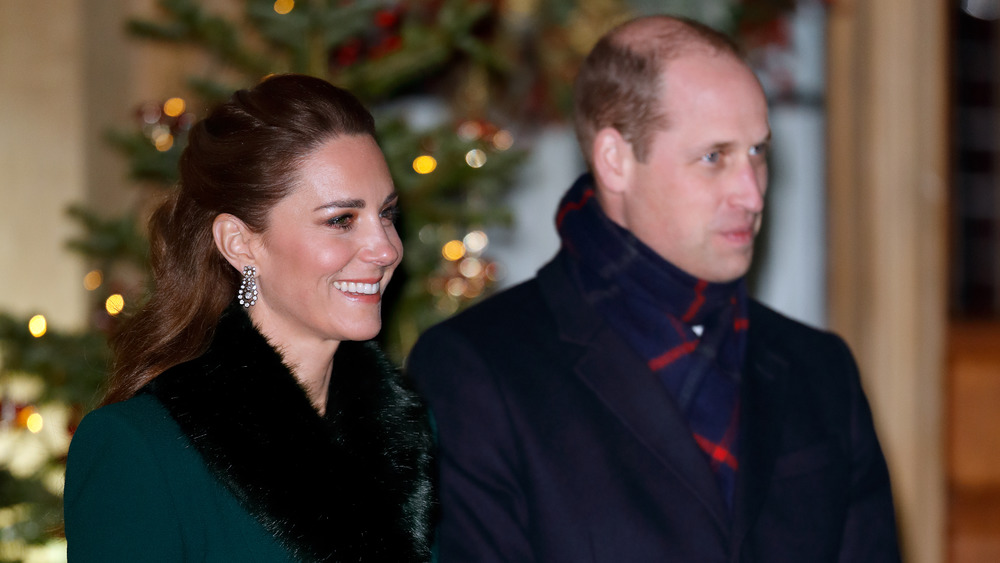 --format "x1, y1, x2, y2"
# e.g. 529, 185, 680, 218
572, 15, 744, 169
104, 74, 376, 405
